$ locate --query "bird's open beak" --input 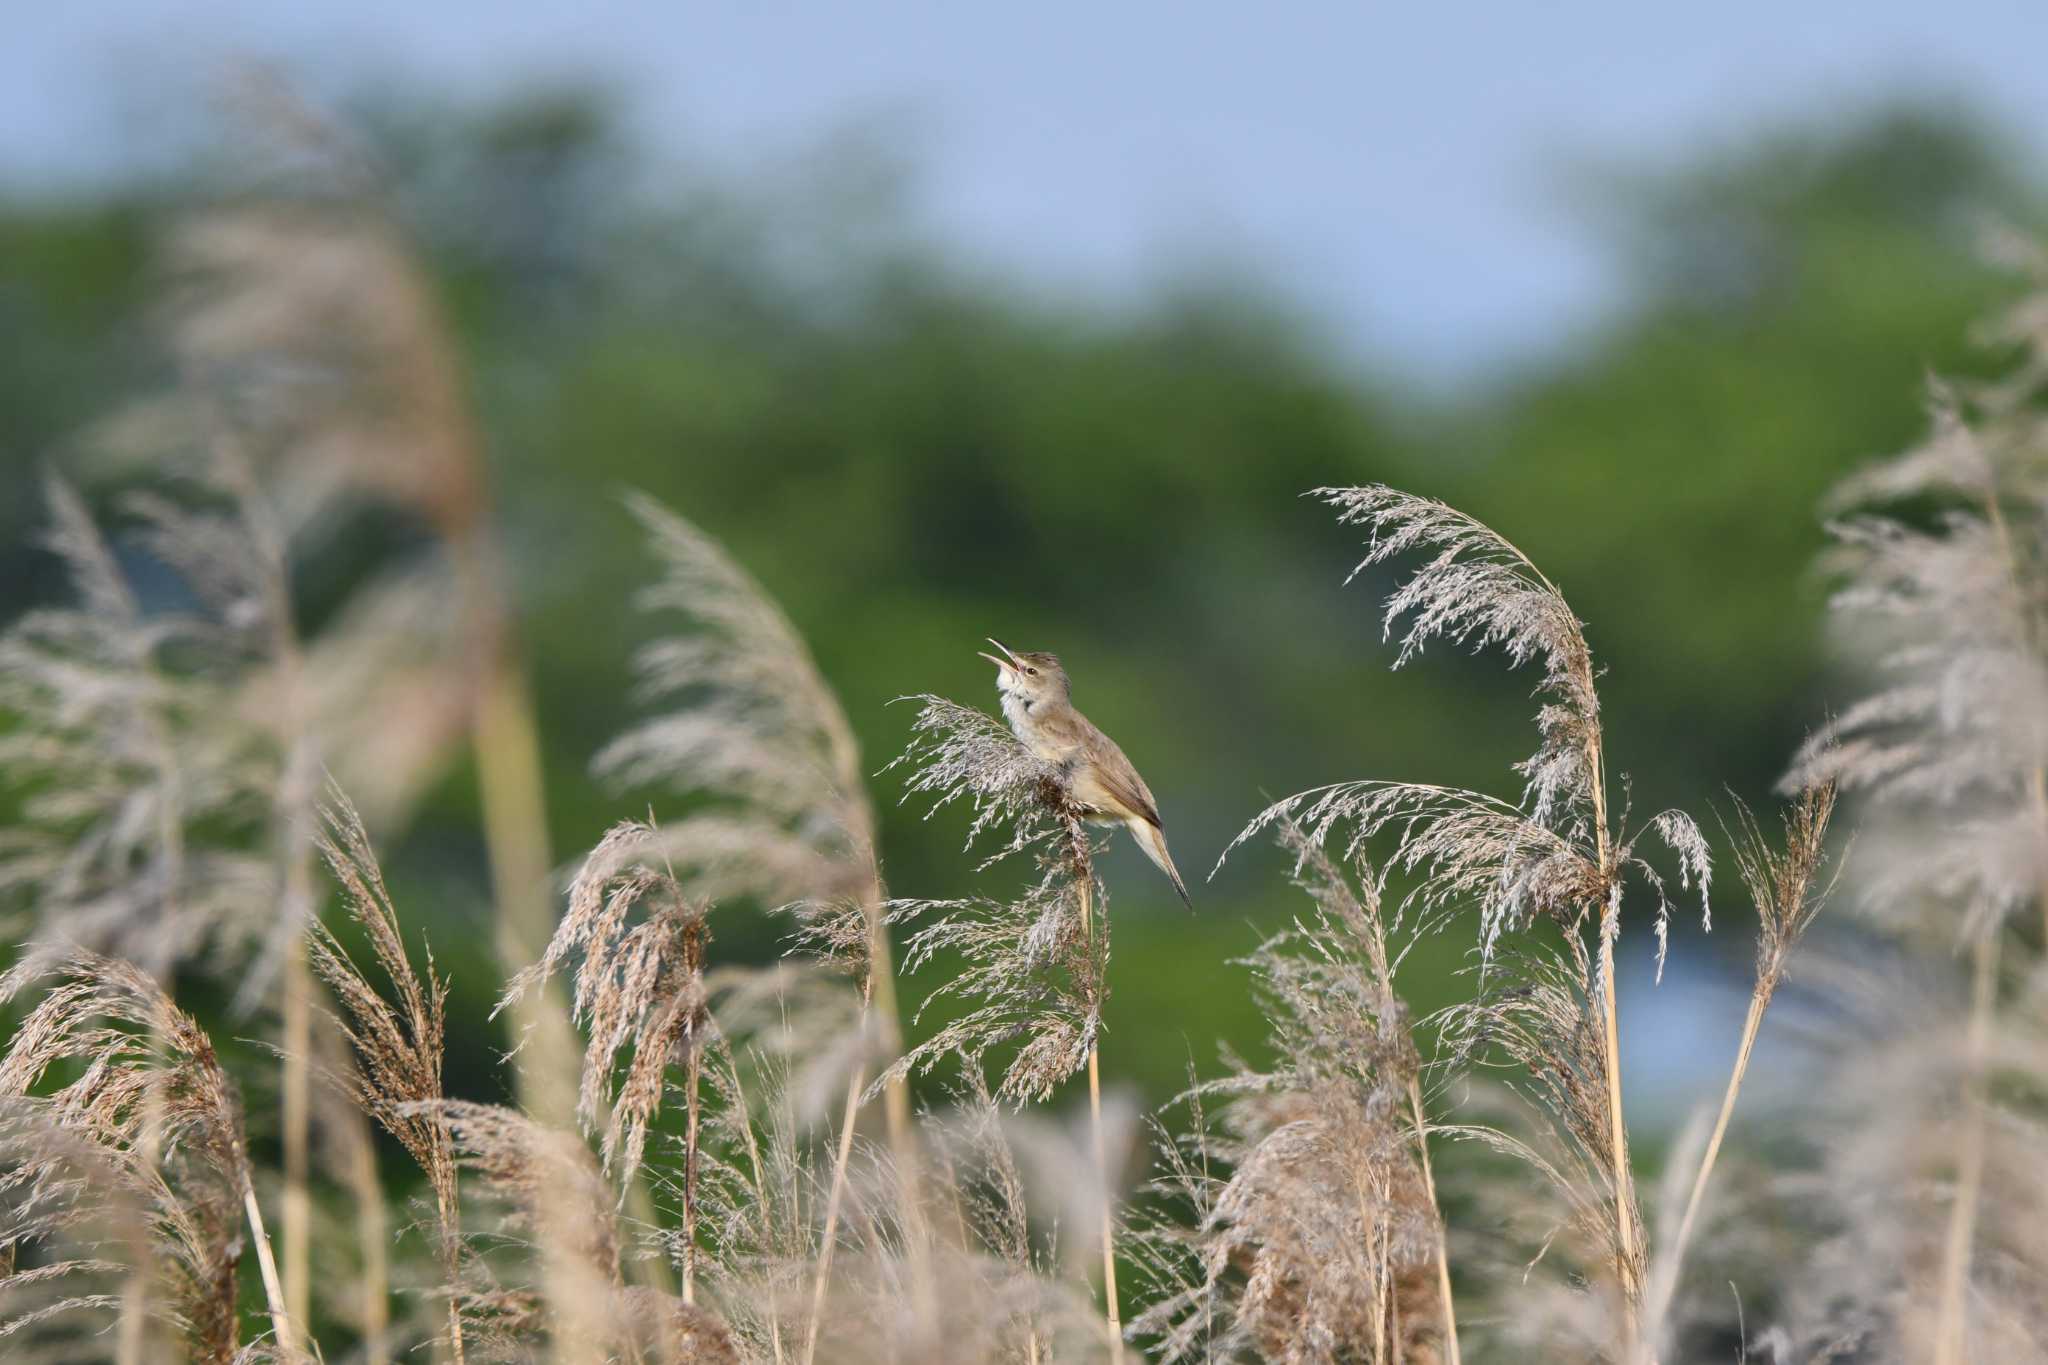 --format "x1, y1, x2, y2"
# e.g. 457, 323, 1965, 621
978, 638, 1018, 672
